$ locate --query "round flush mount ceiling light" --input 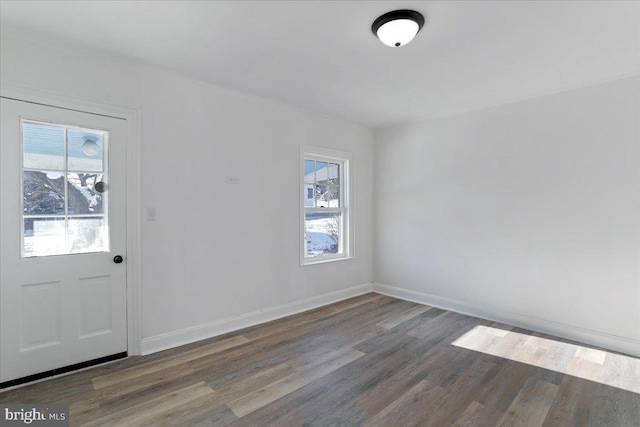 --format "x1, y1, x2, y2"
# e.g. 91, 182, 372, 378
82, 138, 100, 156
372, 9, 425, 48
